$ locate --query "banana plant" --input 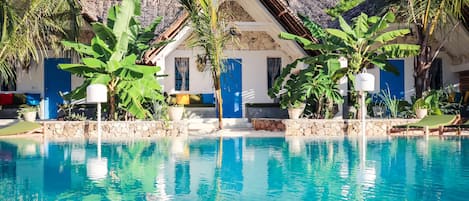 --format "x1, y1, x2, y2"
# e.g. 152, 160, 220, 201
59, 0, 165, 120
281, 12, 420, 83
278, 12, 420, 118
